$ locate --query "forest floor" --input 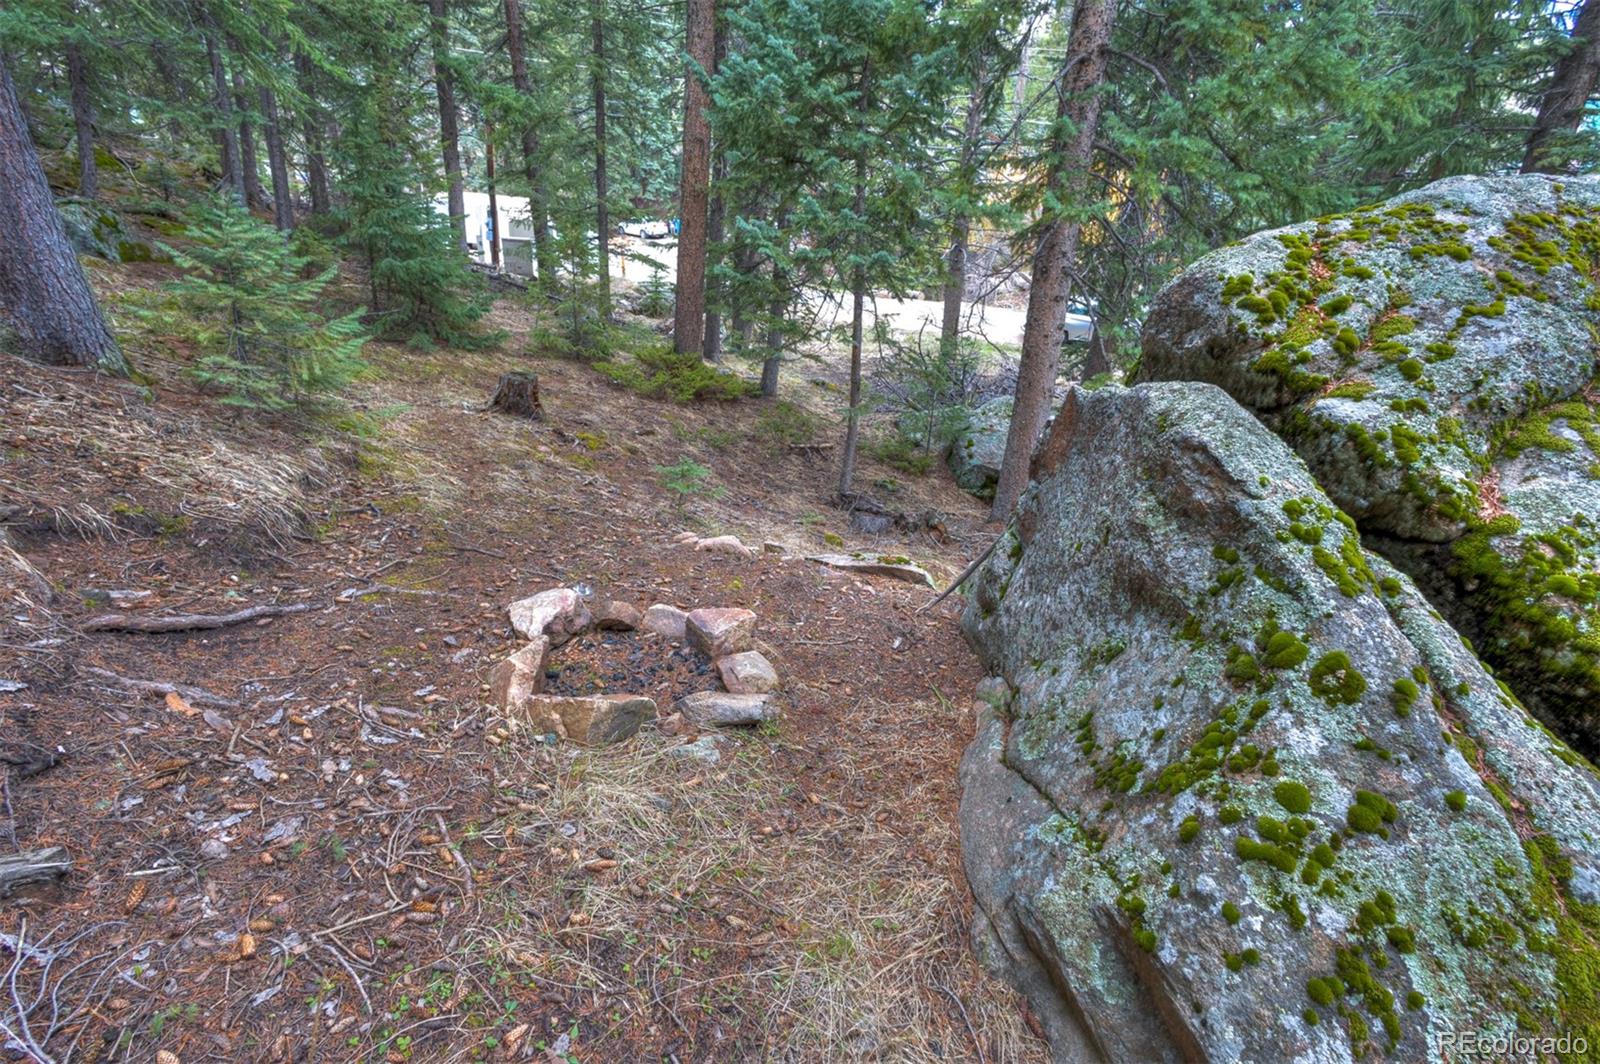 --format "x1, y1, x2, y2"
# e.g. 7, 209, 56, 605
0, 254, 1048, 1062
